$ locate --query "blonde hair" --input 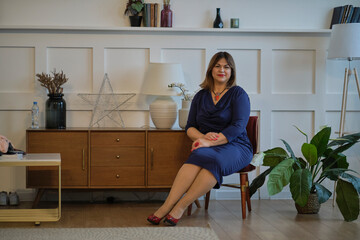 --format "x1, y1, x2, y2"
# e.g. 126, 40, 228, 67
200, 52, 236, 91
